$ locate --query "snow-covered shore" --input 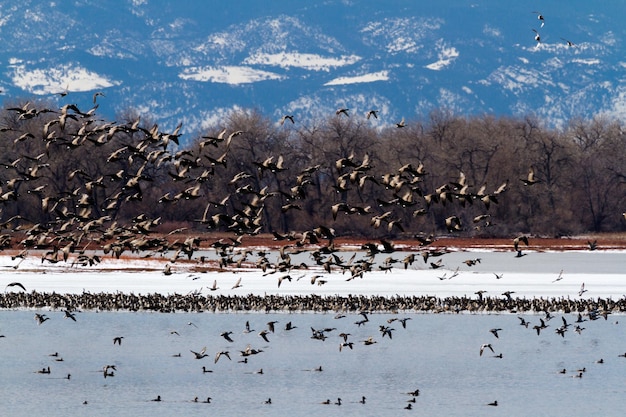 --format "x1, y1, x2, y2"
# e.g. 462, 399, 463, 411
2, 248, 625, 300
